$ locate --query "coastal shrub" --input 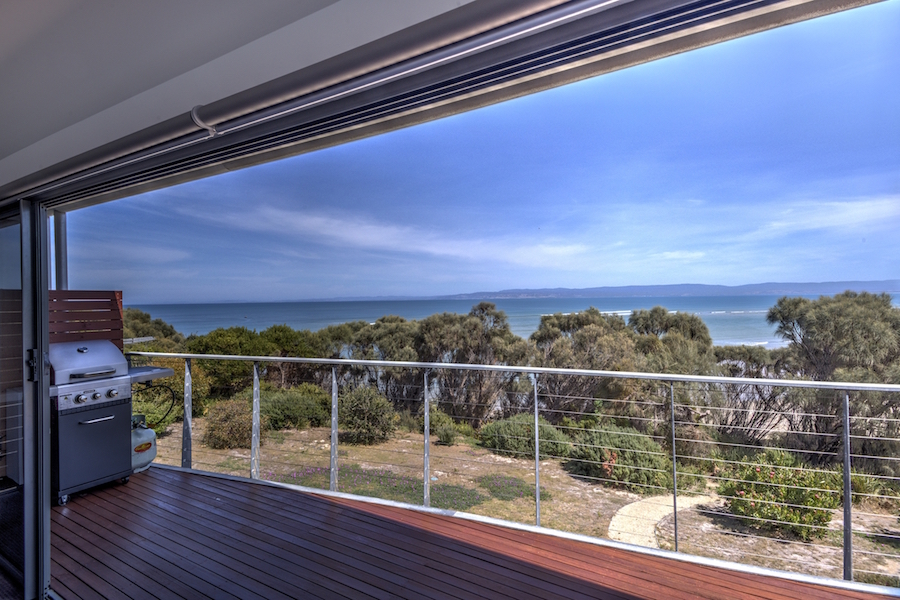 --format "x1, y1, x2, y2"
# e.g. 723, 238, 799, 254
719, 449, 840, 540
825, 469, 890, 506
339, 386, 396, 445
566, 424, 671, 494
260, 384, 330, 430
435, 424, 458, 446
453, 421, 476, 439
418, 404, 454, 434
480, 413, 570, 460
131, 356, 213, 434
203, 399, 257, 449
396, 410, 419, 433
